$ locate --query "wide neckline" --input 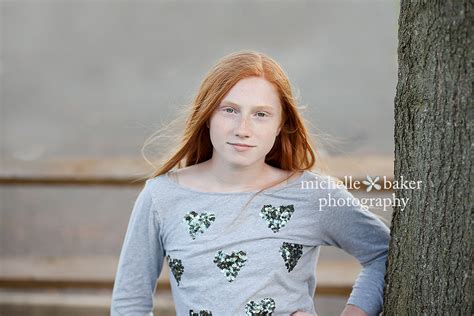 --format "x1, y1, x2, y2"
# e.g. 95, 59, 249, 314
163, 169, 309, 195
